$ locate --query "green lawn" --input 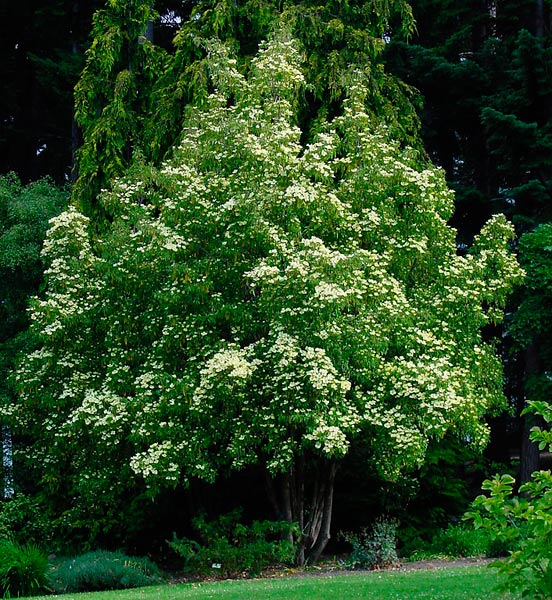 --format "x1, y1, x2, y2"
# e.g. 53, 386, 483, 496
38, 565, 518, 600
